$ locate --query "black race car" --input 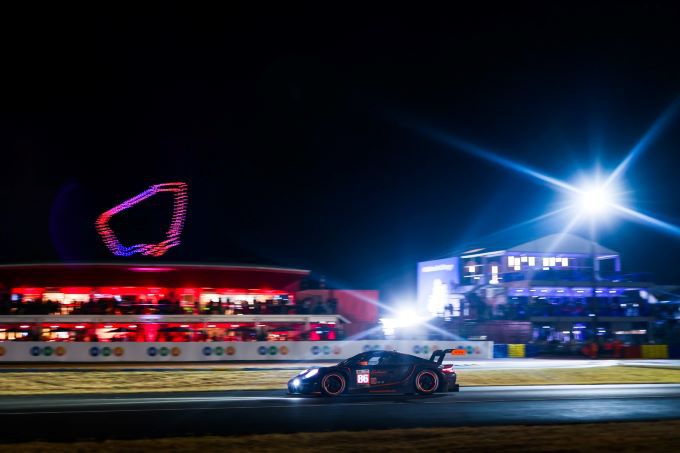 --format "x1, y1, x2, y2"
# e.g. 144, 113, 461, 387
287, 349, 459, 396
